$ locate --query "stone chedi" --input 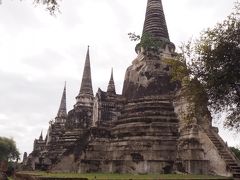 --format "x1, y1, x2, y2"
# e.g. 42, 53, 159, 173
25, 0, 240, 178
